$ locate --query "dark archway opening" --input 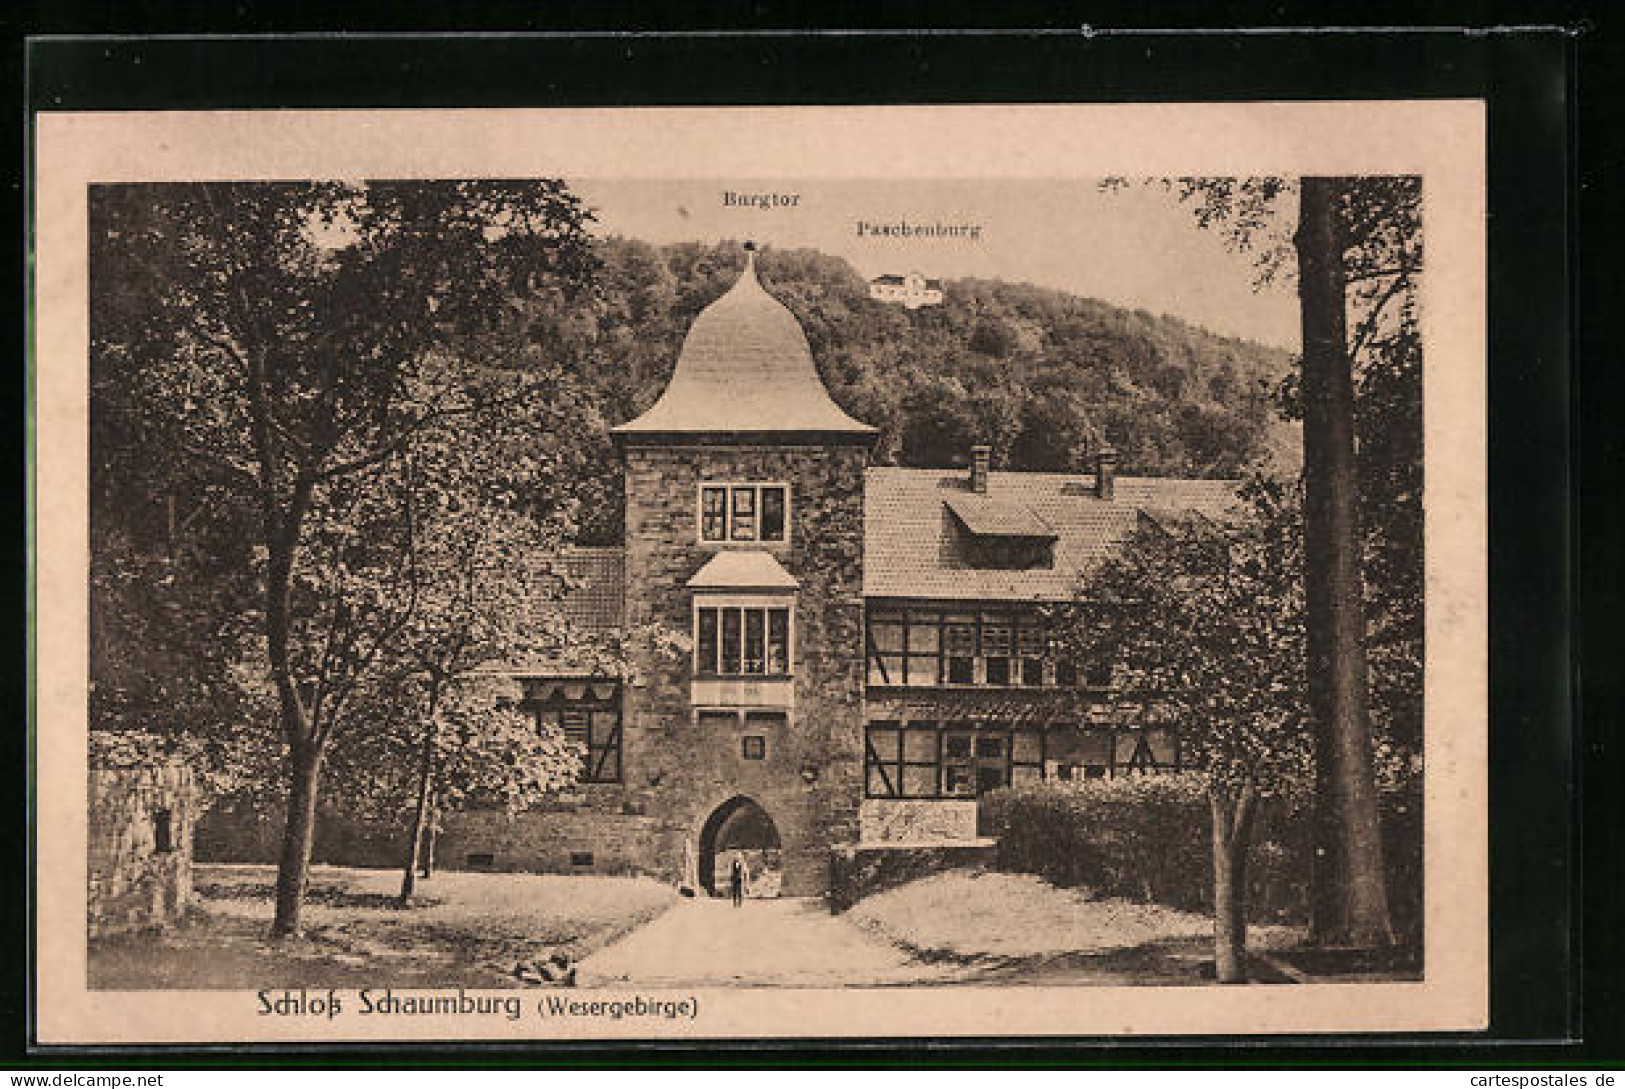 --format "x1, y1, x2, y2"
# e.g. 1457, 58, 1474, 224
698, 796, 782, 898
